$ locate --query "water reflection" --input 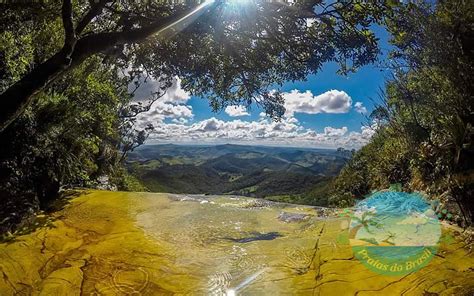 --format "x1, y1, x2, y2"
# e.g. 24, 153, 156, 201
135, 193, 323, 294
